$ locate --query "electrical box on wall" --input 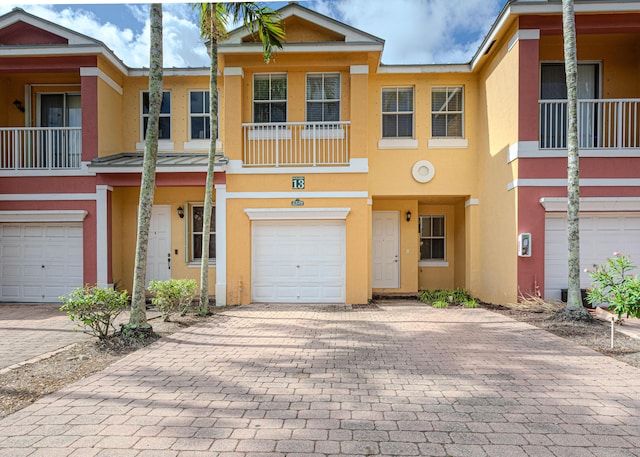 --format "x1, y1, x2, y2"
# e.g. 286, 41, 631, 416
518, 233, 532, 257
